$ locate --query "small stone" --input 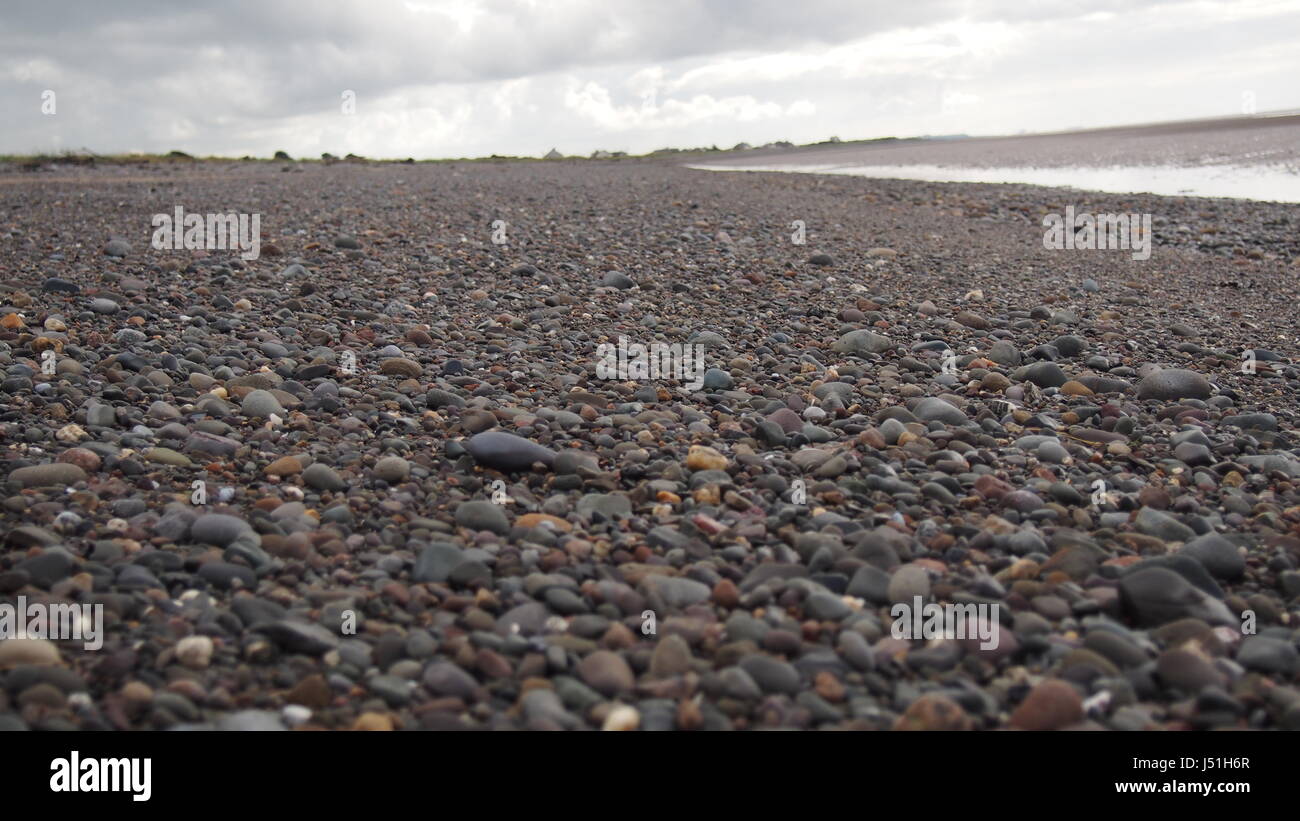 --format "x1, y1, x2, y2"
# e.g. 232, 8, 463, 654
42, 278, 80, 293
576, 650, 634, 696
601, 271, 635, 289
303, 463, 346, 491
650, 635, 693, 679
0, 638, 62, 668
1236, 636, 1297, 676
702, 368, 733, 390
601, 704, 640, 730
374, 456, 411, 483
413, 543, 463, 583
1180, 533, 1245, 580
895, 694, 974, 730
1135, 507, 1196, 543
832, 329, 892, 356
887, 565, 931, 605
455, 500, 510, 534
1137, 369, 1212, 401
464, 431, 556, 472
1010, 679, 1083, 730
686, 444, 728, 471
739, 655, 801, 694
987, 341, 1021, 367
1021, 361, 1069, 388
380, 358, 422, 378
804, 591, 851, 621
640, 575, 711, 608
1119, 567, 1235, 627
352, 712, 394, 731
241, 389, 285, 419
175, 636, 214, 669
8, 463, 86, 488
913, 397, 966, 425
264, 455, 303, 476
575, 493, 632, 521
191, 513, 254, 547
1155, 648, 1225, 692
256, 620, 339, 655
